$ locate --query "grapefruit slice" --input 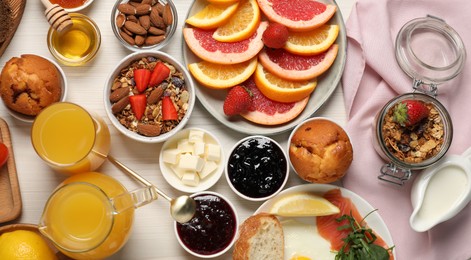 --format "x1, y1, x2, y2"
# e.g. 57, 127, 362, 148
188, 58, 258, 89
257, 0, 337, 32
183, 21, 268, 65
240, 77, 309, 125
254, 63, 317, 103
258, 44, 338, 81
